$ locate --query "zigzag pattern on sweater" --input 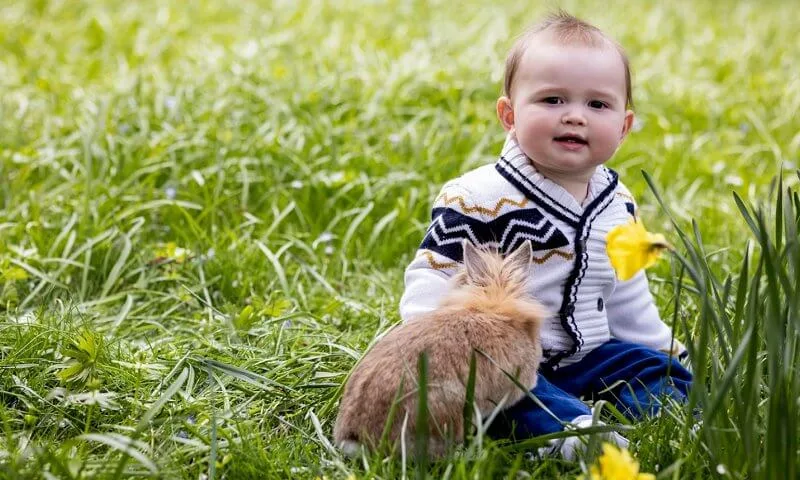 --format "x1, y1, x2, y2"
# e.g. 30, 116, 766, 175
415, 250, 458, 270
419, 206, 570, 262
435, 192, 529, 218
416, 247, 575, 270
